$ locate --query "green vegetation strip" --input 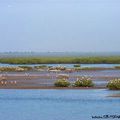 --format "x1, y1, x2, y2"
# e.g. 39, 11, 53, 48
0, 56, 120, 64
